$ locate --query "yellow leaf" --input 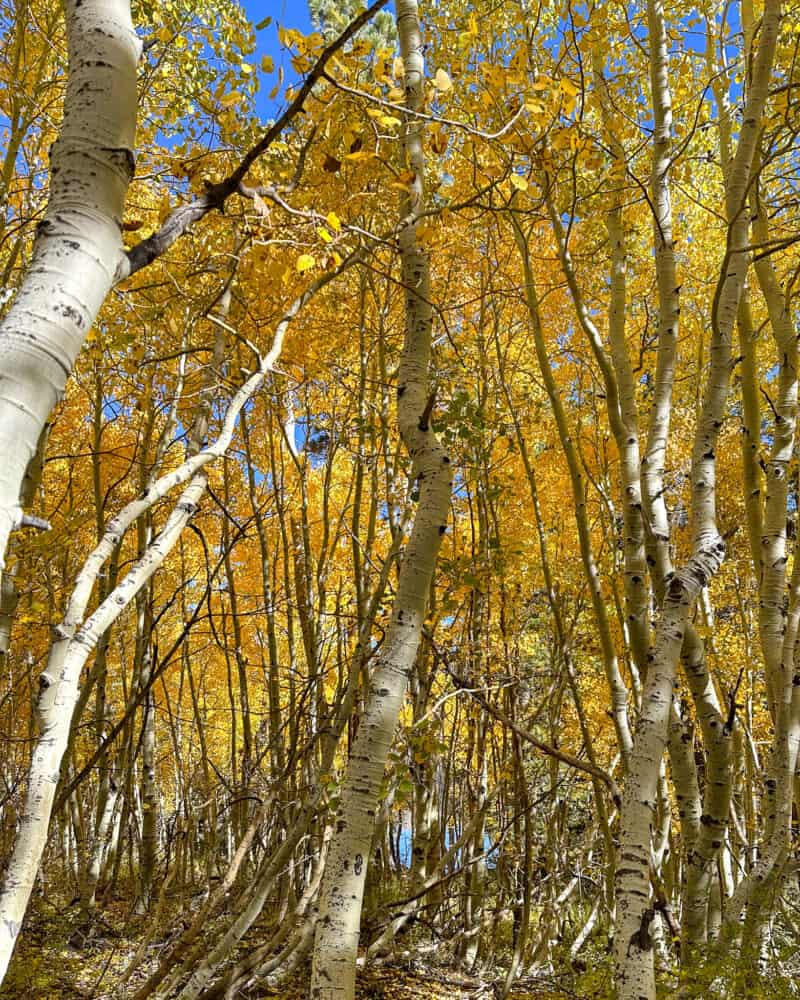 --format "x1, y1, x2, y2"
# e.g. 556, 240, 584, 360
431, 126, 448, 155
261, 55, 274, 73
326, 212, 341, 232
268, 66, 284, 101
509, 174, 528, 191
434, 68, 452, 92
219, 91, 242, 108
158, 193, 171, 224
560, 77, 579, 98
317, 226, 333, 244
296, 254, 315, 272
393, 56, 405, 78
